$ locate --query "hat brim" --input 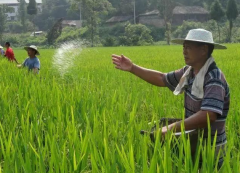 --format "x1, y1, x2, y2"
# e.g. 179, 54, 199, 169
171, 39, 227, 49
0, 46, 3, 49
24, 47, 40, 55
